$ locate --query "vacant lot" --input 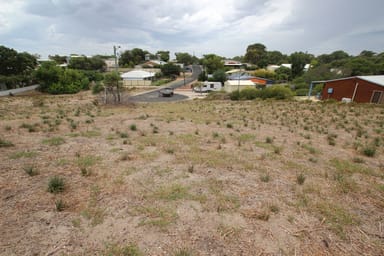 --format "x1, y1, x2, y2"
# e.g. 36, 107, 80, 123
0, 92, 383, 255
